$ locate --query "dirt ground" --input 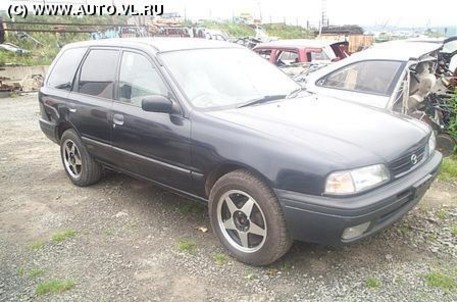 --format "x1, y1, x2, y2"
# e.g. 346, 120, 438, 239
1, 94, 456, 302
